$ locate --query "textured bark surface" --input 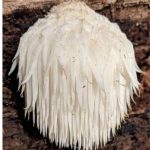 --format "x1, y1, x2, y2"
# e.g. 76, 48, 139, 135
3, 0, 150, 149
3, 0, 150, 14
3, 0, 115, 14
